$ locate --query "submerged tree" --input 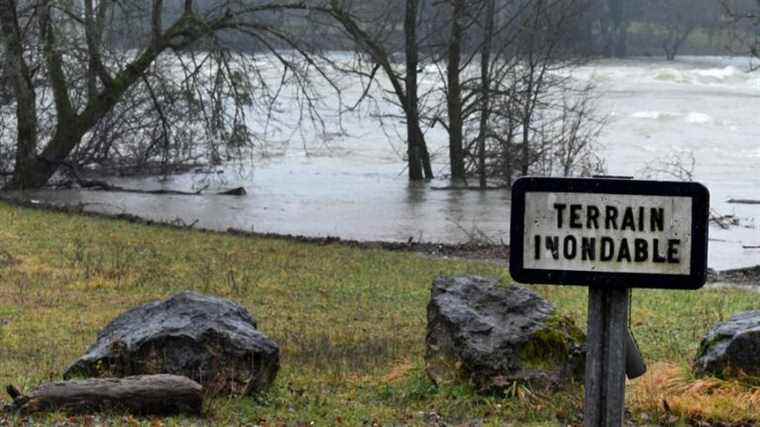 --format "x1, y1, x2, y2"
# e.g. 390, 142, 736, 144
445, 0, 605, 186
314, 0, 434, 180
0, 0, 328, 189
